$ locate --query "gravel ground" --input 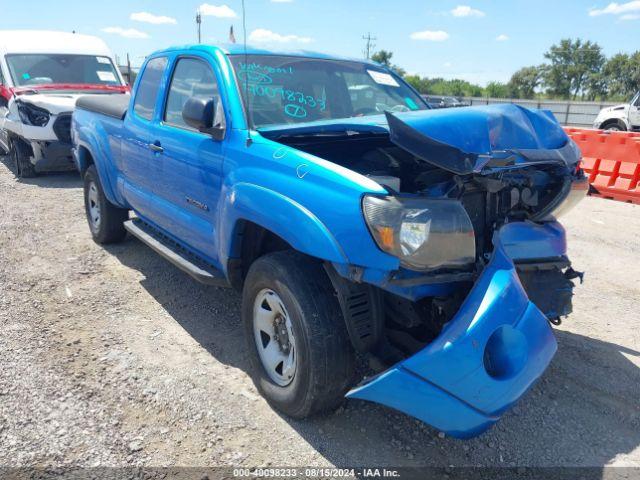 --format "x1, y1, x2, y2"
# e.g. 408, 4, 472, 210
0, 156, 639, 471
